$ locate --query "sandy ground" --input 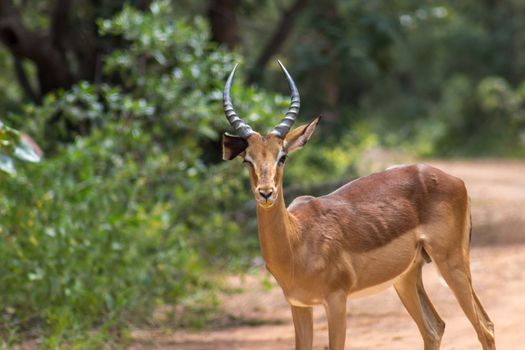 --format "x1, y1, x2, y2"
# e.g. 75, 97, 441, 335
130, 160, 525, 350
